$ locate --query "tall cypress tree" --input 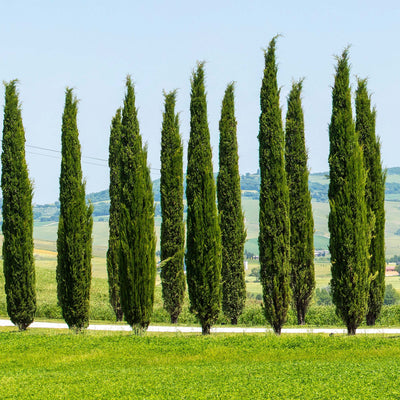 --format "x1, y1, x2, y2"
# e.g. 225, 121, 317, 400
328, 50, 369, 335
258, 36, 291, 335
57, 88, 93, 331
118, 76, 156, 334
217, 83, 246, 325
356, 78, 385, 326
107, 108, 123, 321
186, 62, 222, 335
1, 80, 36, 331
160, 90, 186, 324
285, 80, 315, 325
